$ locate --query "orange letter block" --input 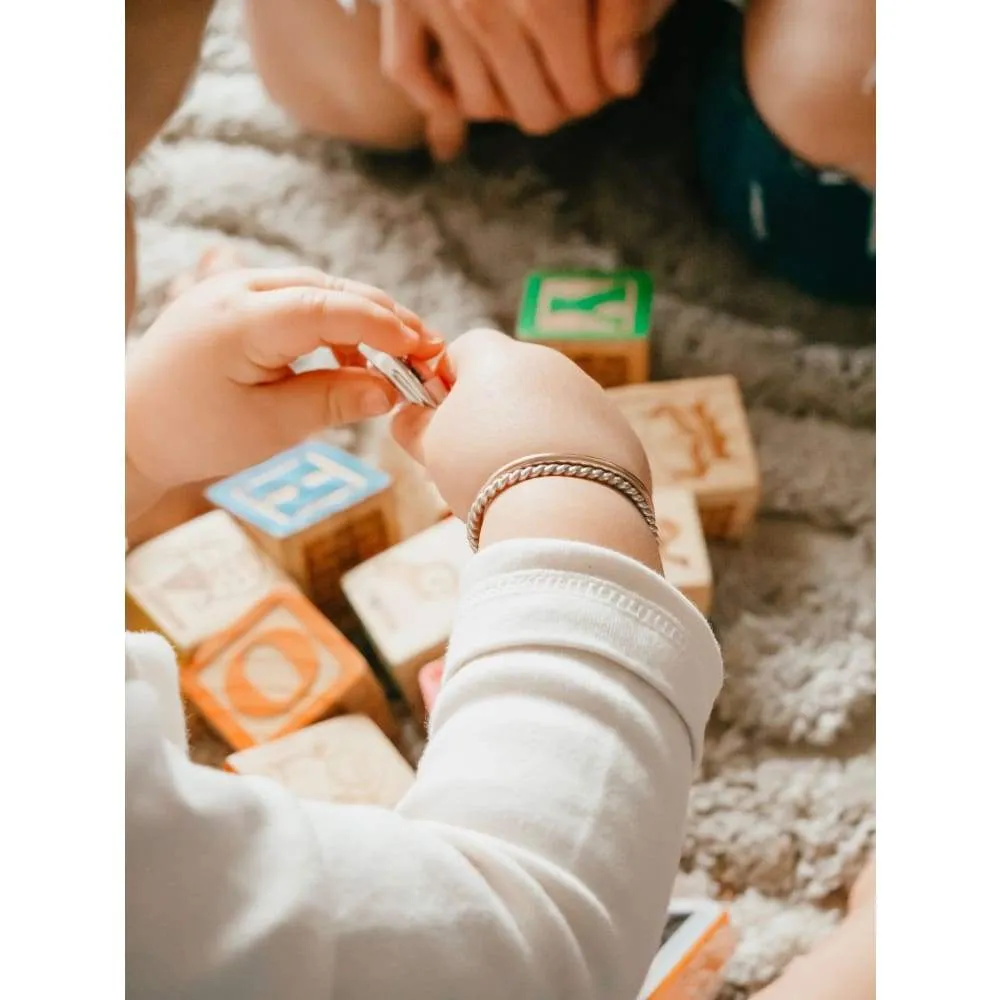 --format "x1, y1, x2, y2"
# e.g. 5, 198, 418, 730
182, 586, 396, 750
609, 376, 761, 540
638, 900, 737, 1000
225, 715, 415, 808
